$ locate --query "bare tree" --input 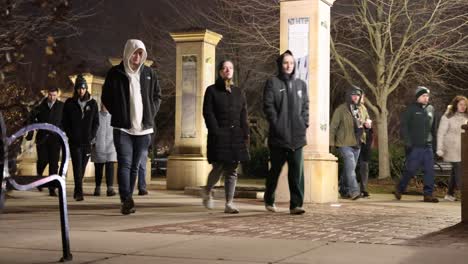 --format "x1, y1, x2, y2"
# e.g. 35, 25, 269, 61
331, 0, 468, 179
0, 0, 98, 132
